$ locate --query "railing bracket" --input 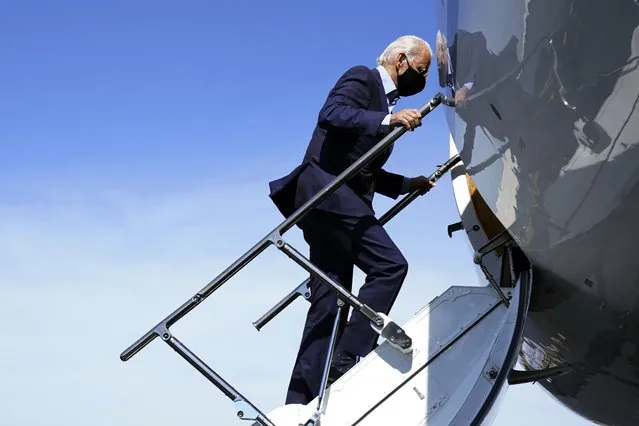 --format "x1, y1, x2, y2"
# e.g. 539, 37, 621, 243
508, 365, 572, 385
